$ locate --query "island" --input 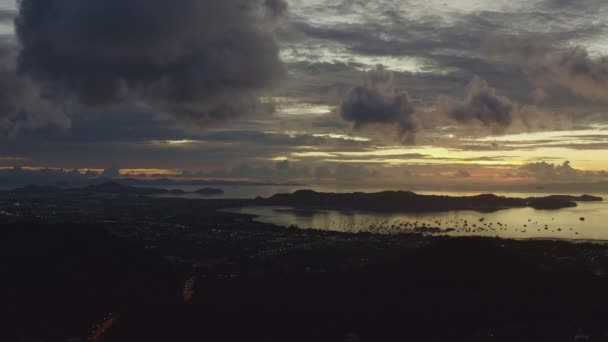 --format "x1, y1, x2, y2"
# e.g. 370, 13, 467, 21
7, 182, 224, 197
195, 188, 225, 196
253, 190, 603, 212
